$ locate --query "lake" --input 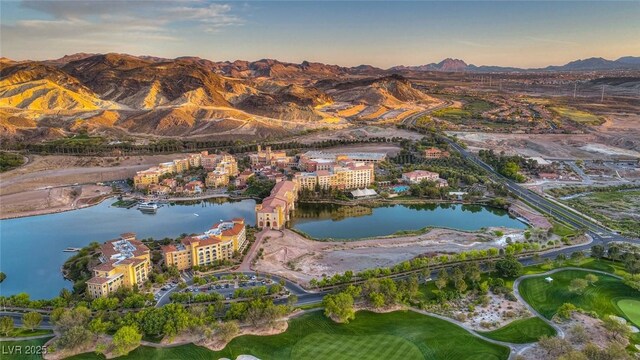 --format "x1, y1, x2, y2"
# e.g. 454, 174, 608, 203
0, 198, 257, 299
291, 203, 526, 240
0, 199, 526, 300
